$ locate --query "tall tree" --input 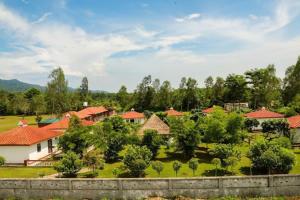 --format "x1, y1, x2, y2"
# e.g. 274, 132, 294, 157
245, 65, 281, 108
182, 78, 198, 110
212, 77, 225, 105
134, 75, 155, 111
45, 67, 69, 116
205, 76, 214, 105
224, 74, 248, 103
79, 76, 89, 102
116, 85, 130, 110
283, 56, 300, 104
